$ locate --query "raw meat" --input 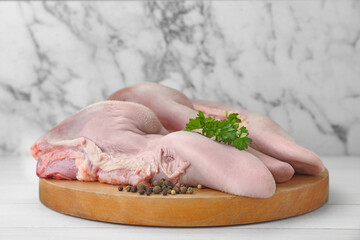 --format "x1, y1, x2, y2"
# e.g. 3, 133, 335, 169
31, 101, 275, 198
31, 101, 169, 184
192, 99, 325, 175
107, 82, 198, 132
107, 82, 324, 177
